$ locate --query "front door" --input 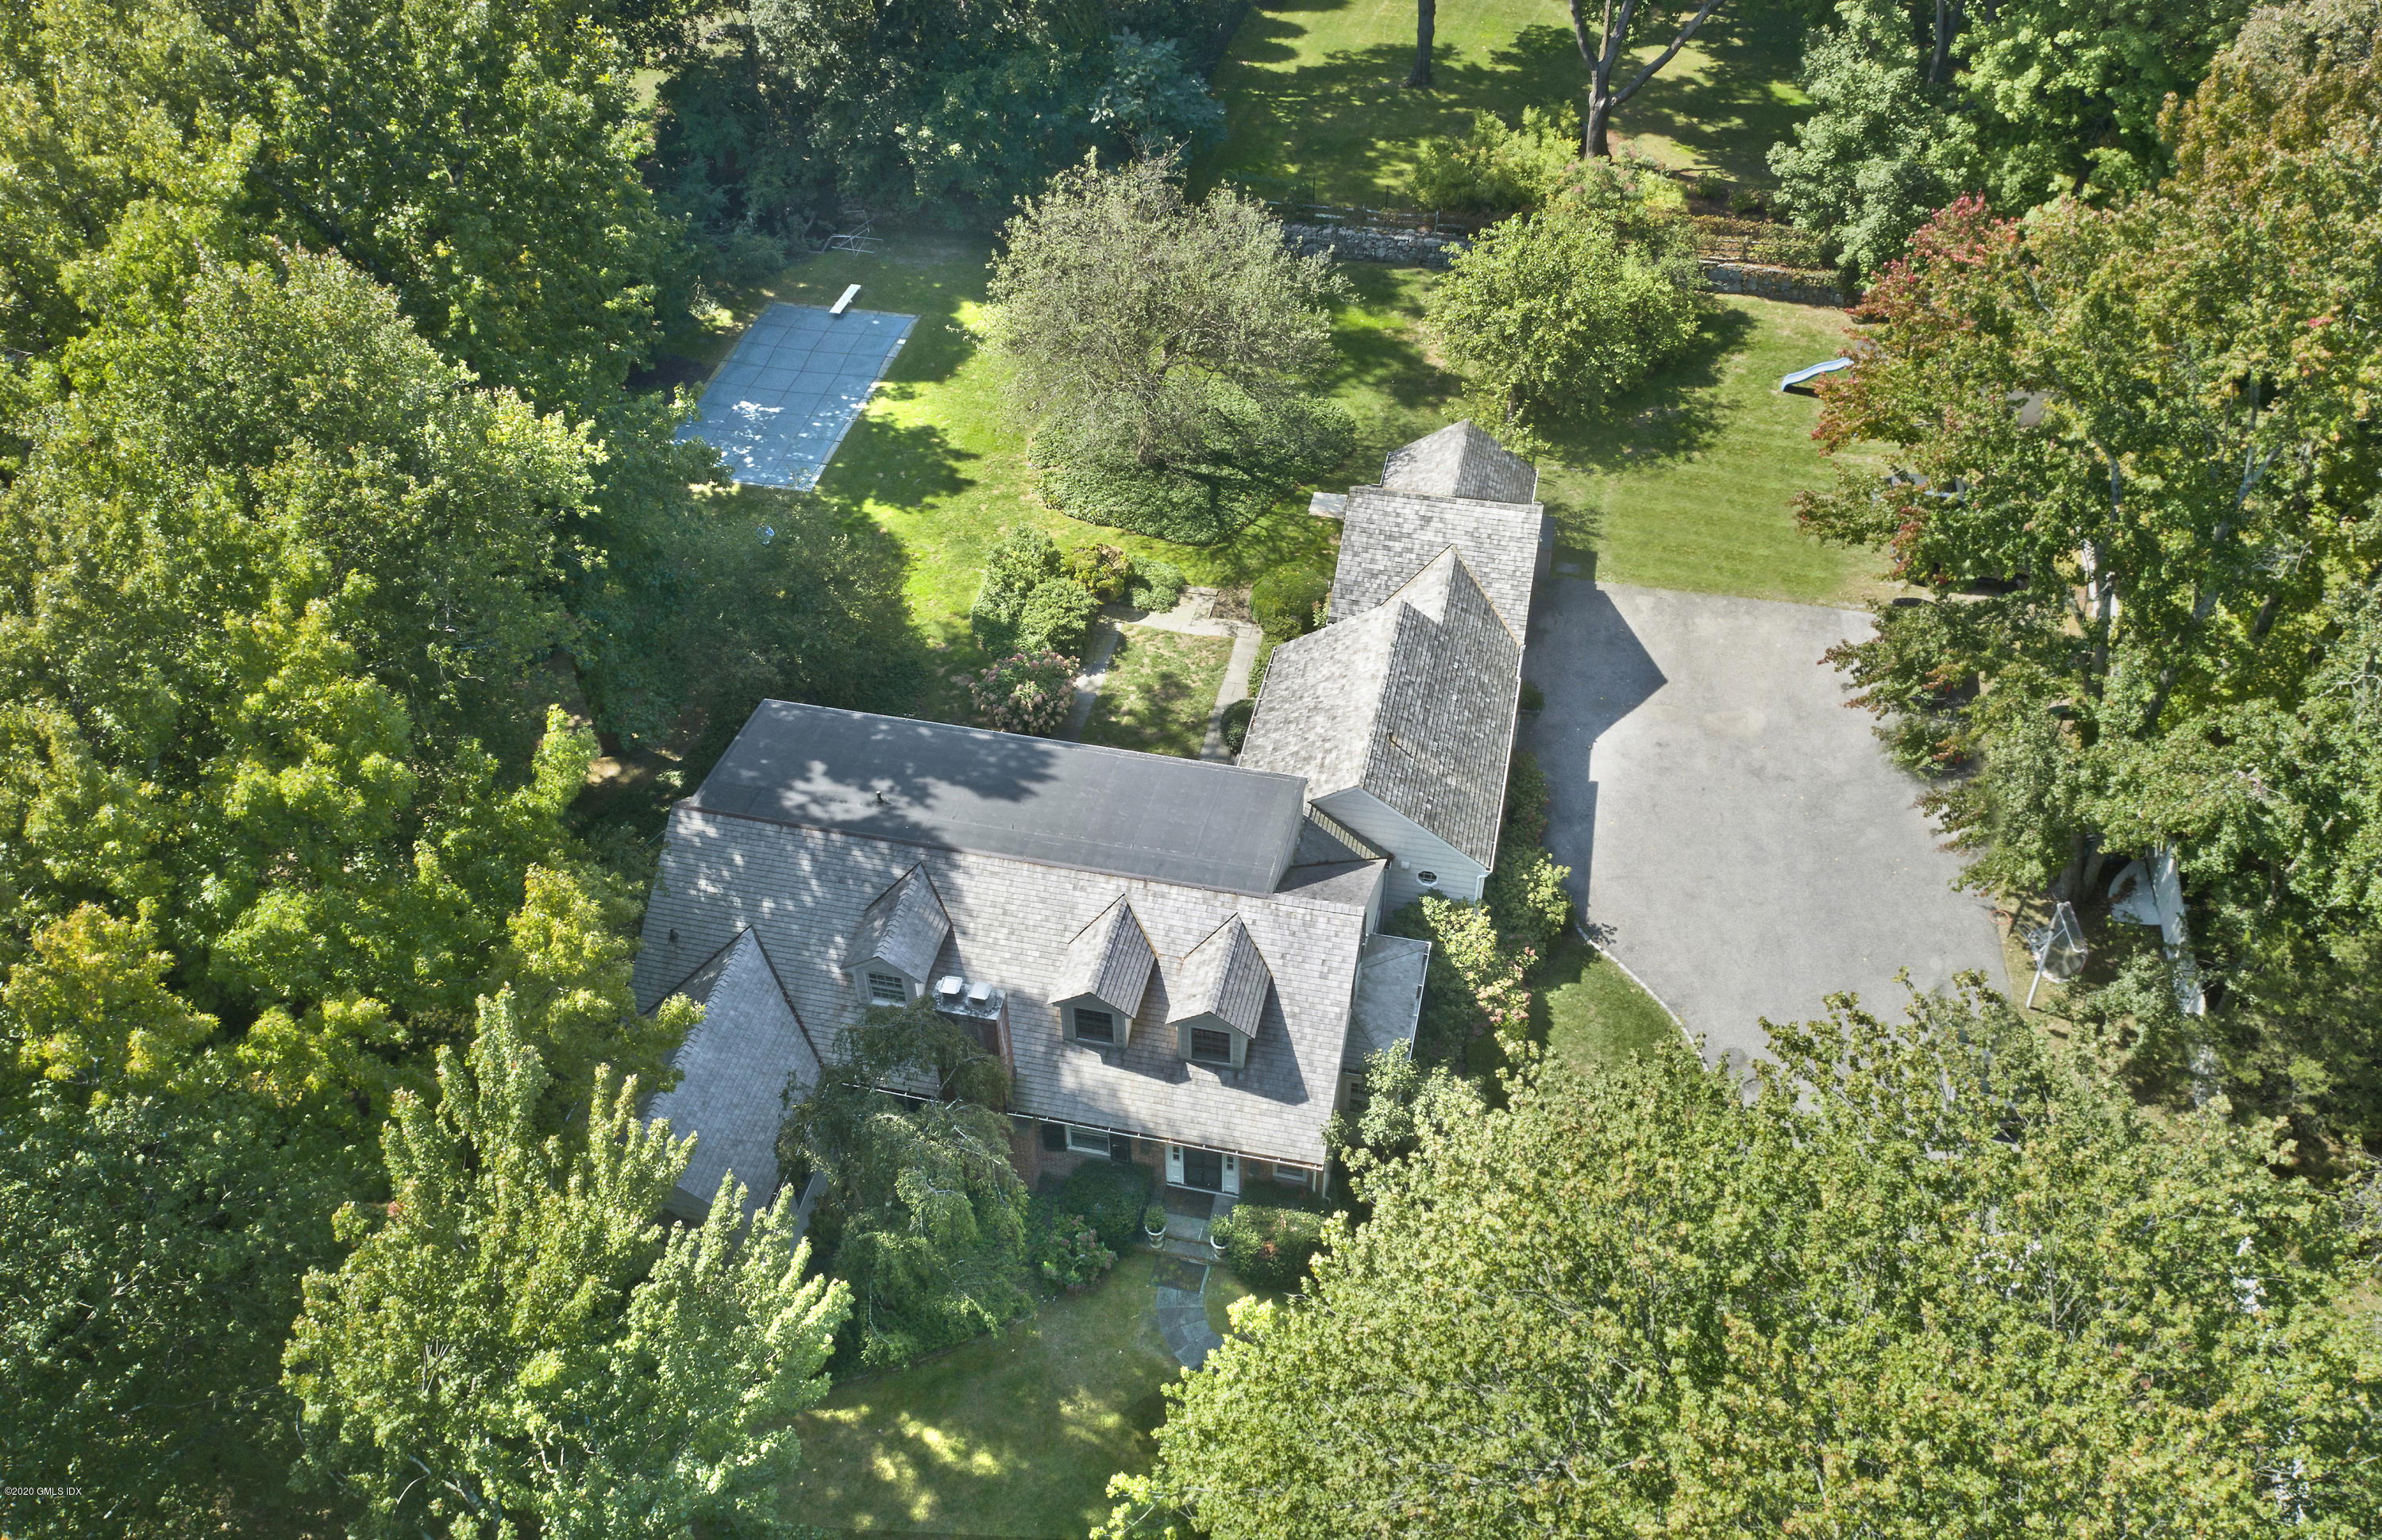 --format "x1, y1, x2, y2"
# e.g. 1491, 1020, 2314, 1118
1180, 1146, 1222, 1191
1169, 1145, 1240, 1195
